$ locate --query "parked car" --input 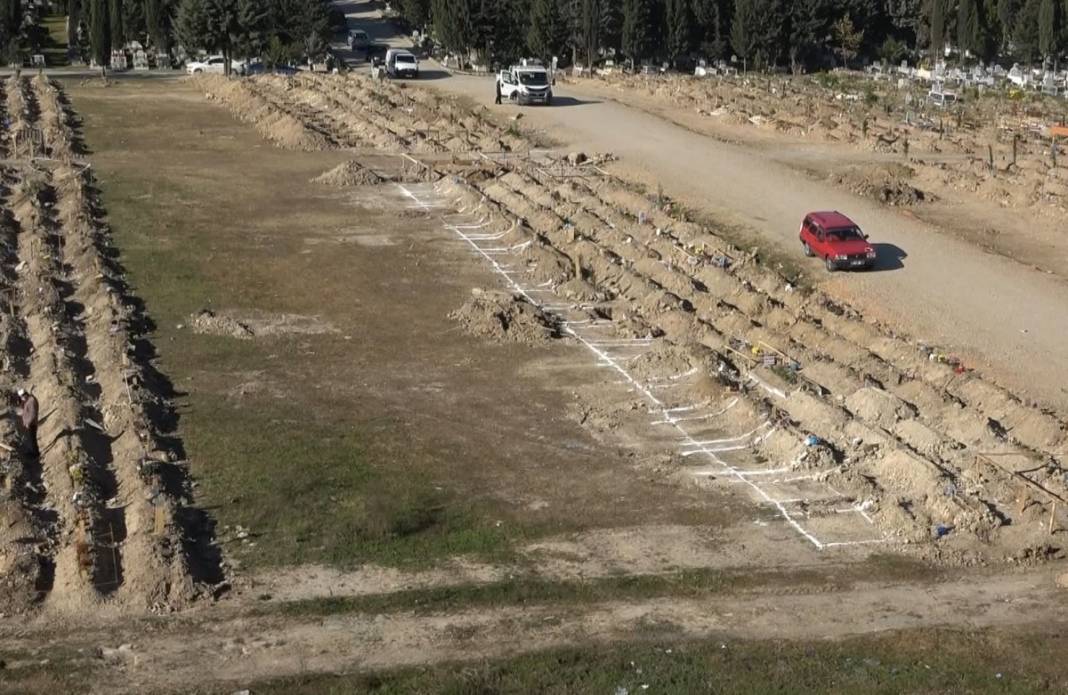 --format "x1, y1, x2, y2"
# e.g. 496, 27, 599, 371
348, 29, 371, 51
186, 55, 227, 75
187, 56, 249, 75
799, 211, 876, 271
385, 48, 419, 78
